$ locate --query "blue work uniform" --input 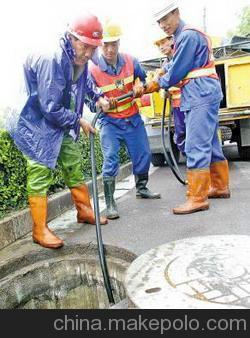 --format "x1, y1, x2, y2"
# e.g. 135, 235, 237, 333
90, 54, 151, 177
158, 20, 225, 169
